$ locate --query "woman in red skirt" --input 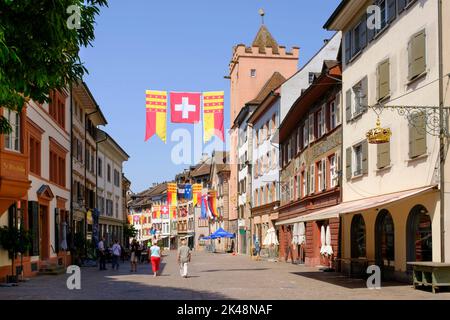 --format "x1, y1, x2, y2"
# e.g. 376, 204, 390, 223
149, 240, 161, 277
